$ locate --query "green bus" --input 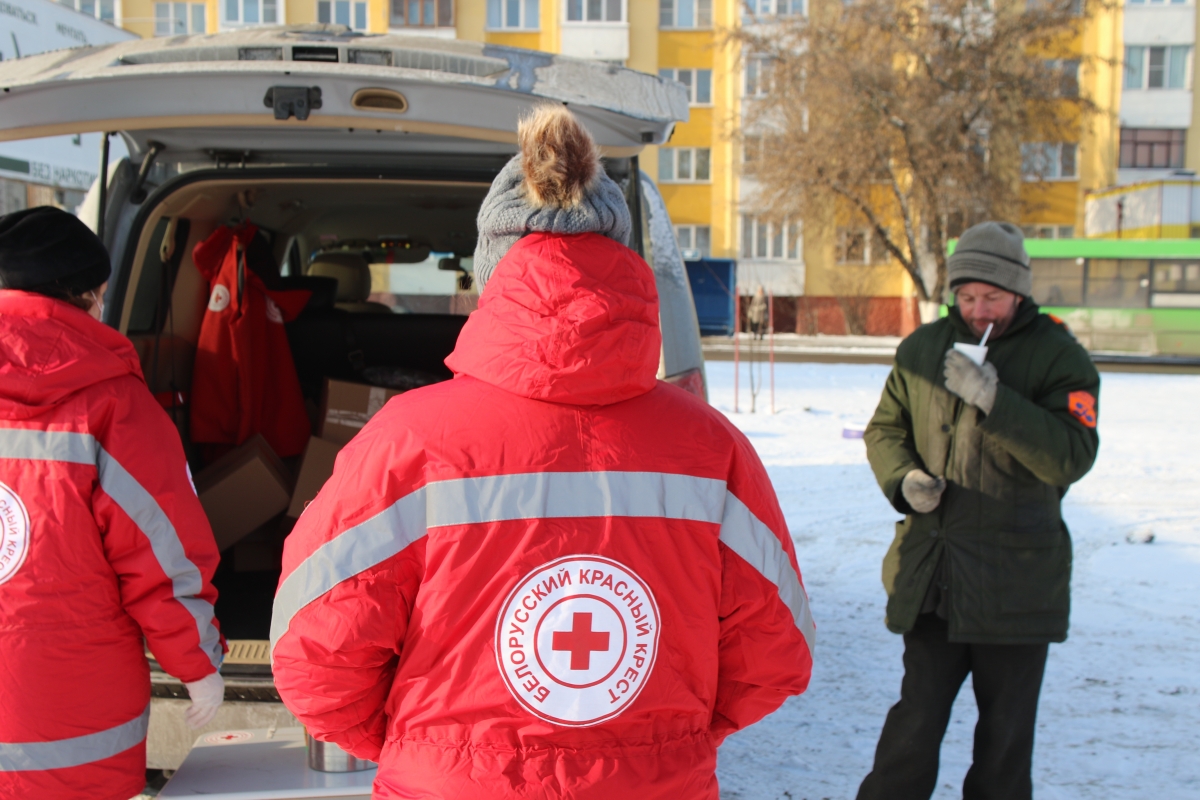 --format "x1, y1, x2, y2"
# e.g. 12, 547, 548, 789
1022, 239, 1200, 357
